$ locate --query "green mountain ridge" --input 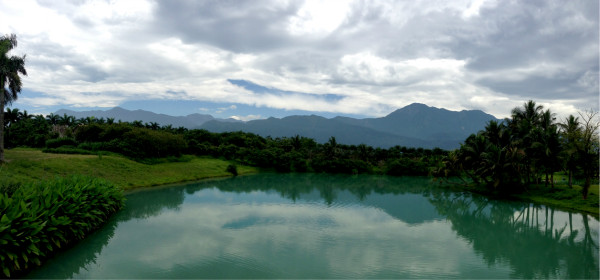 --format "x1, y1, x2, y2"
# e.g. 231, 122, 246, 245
200, 103, 498, 149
